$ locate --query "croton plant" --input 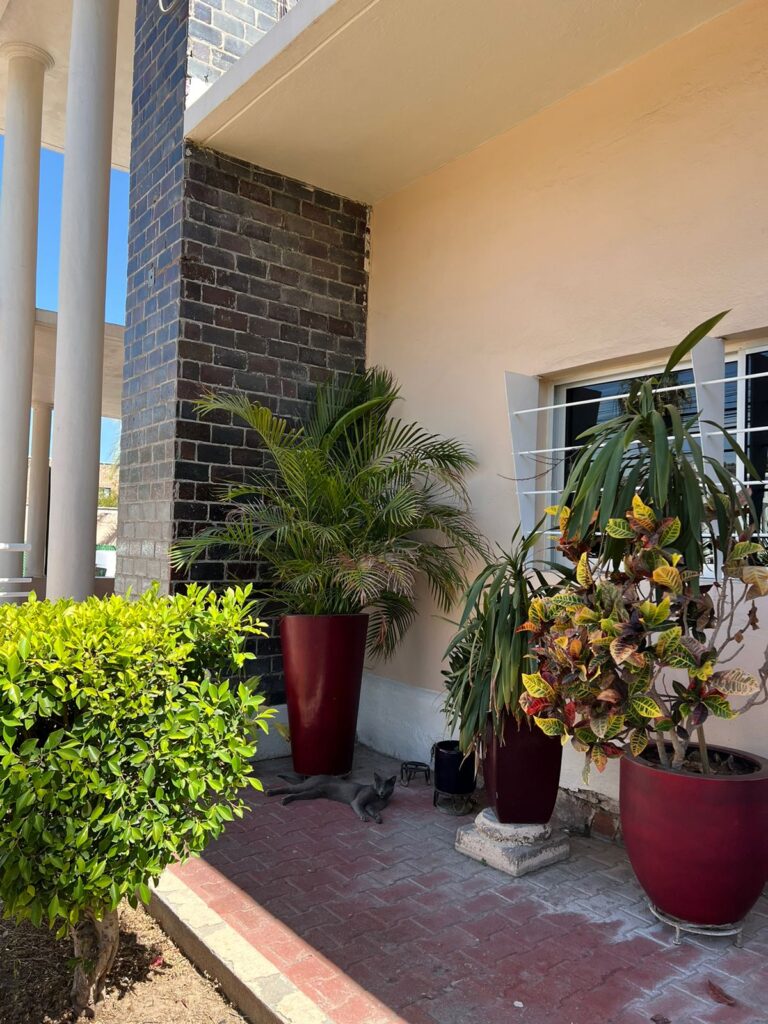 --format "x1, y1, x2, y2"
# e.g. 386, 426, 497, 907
519, 495, 768, 780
